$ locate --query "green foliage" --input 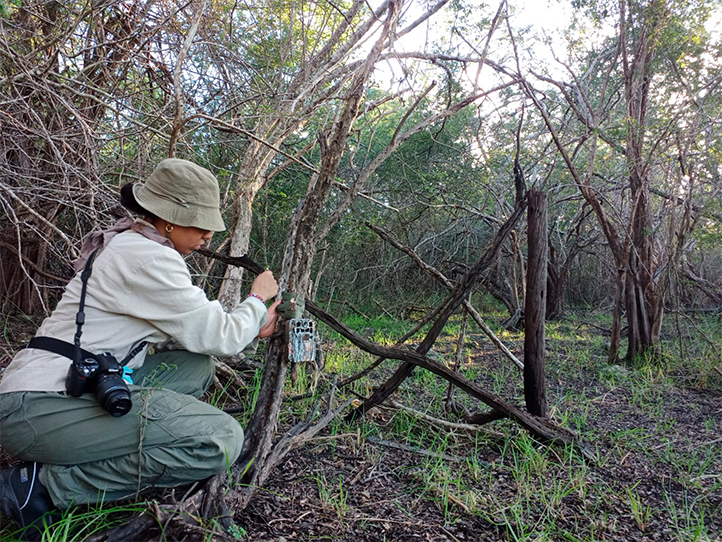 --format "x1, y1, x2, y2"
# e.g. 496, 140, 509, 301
0, 0, 18, 17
